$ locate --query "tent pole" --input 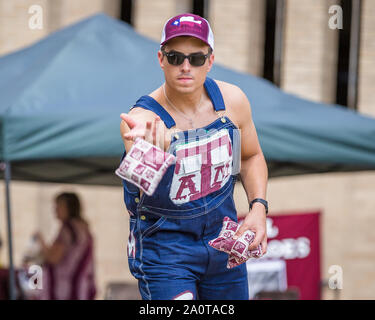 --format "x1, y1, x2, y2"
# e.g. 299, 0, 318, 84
4, 161, 16, 300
